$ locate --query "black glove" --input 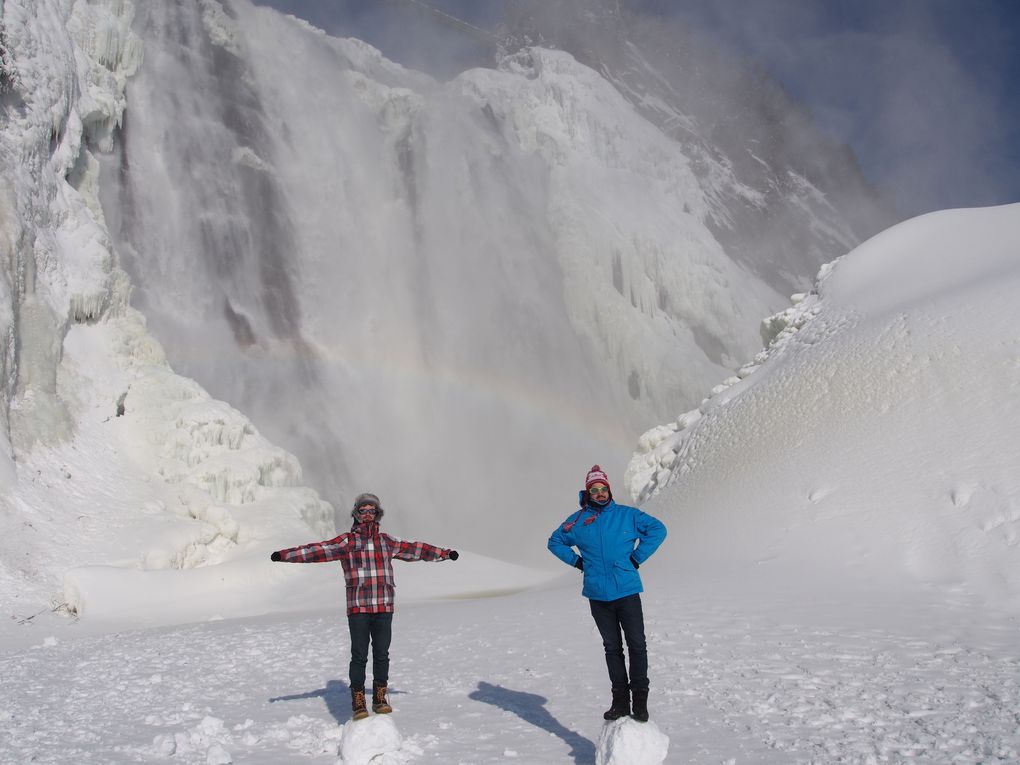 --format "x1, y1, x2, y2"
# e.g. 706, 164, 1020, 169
630, 555, 640, 569
270, 551, 282, 562
574, 557, 584, 571
448, 550, 459, 561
